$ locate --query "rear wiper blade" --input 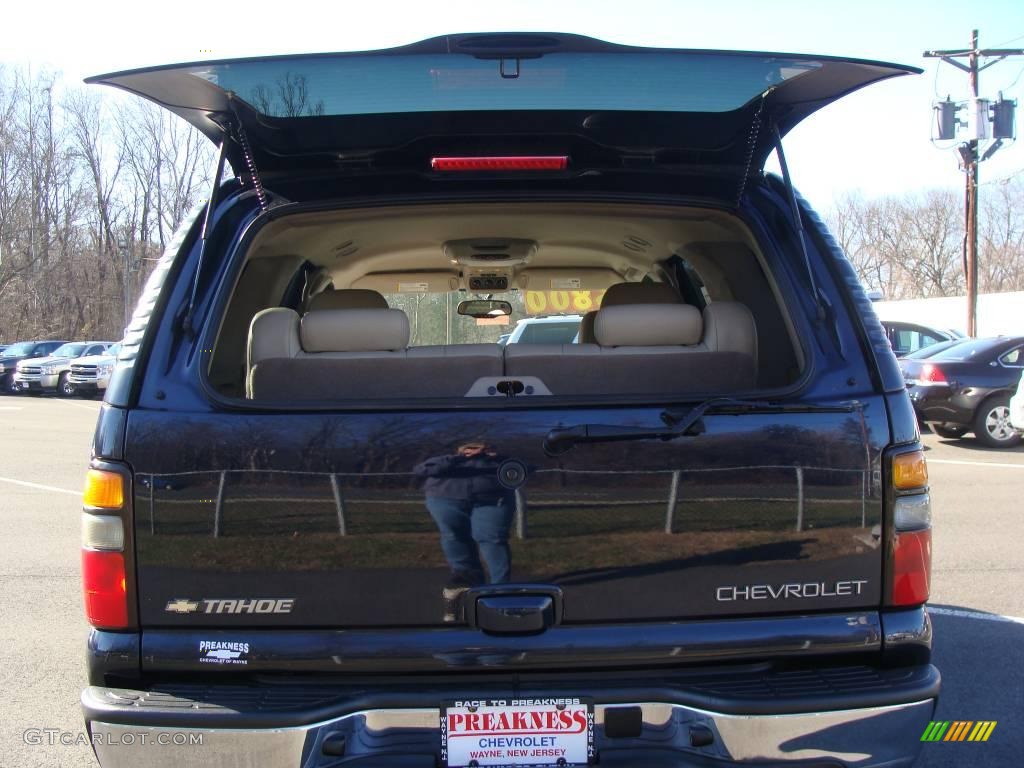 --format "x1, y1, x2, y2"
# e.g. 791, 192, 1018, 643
543, 398, 859, 456
543, 397, 746, 456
